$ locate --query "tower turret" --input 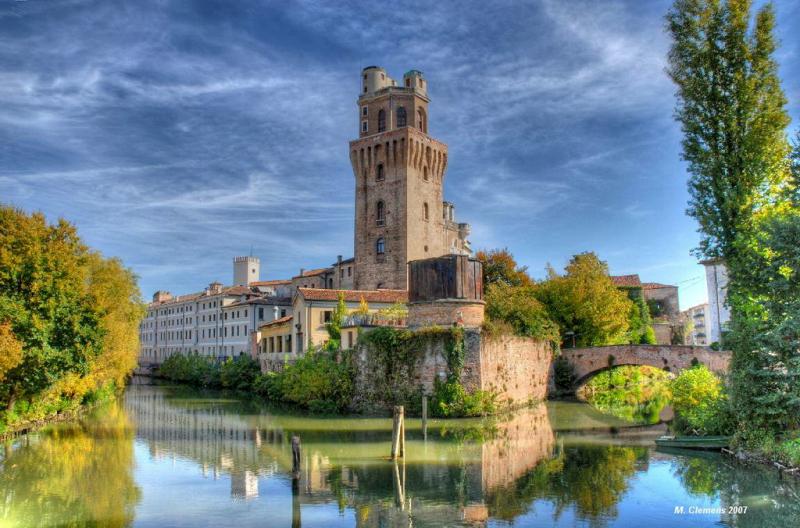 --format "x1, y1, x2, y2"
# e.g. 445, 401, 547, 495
233, 256, 260, 286
350, 66, 467, 290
